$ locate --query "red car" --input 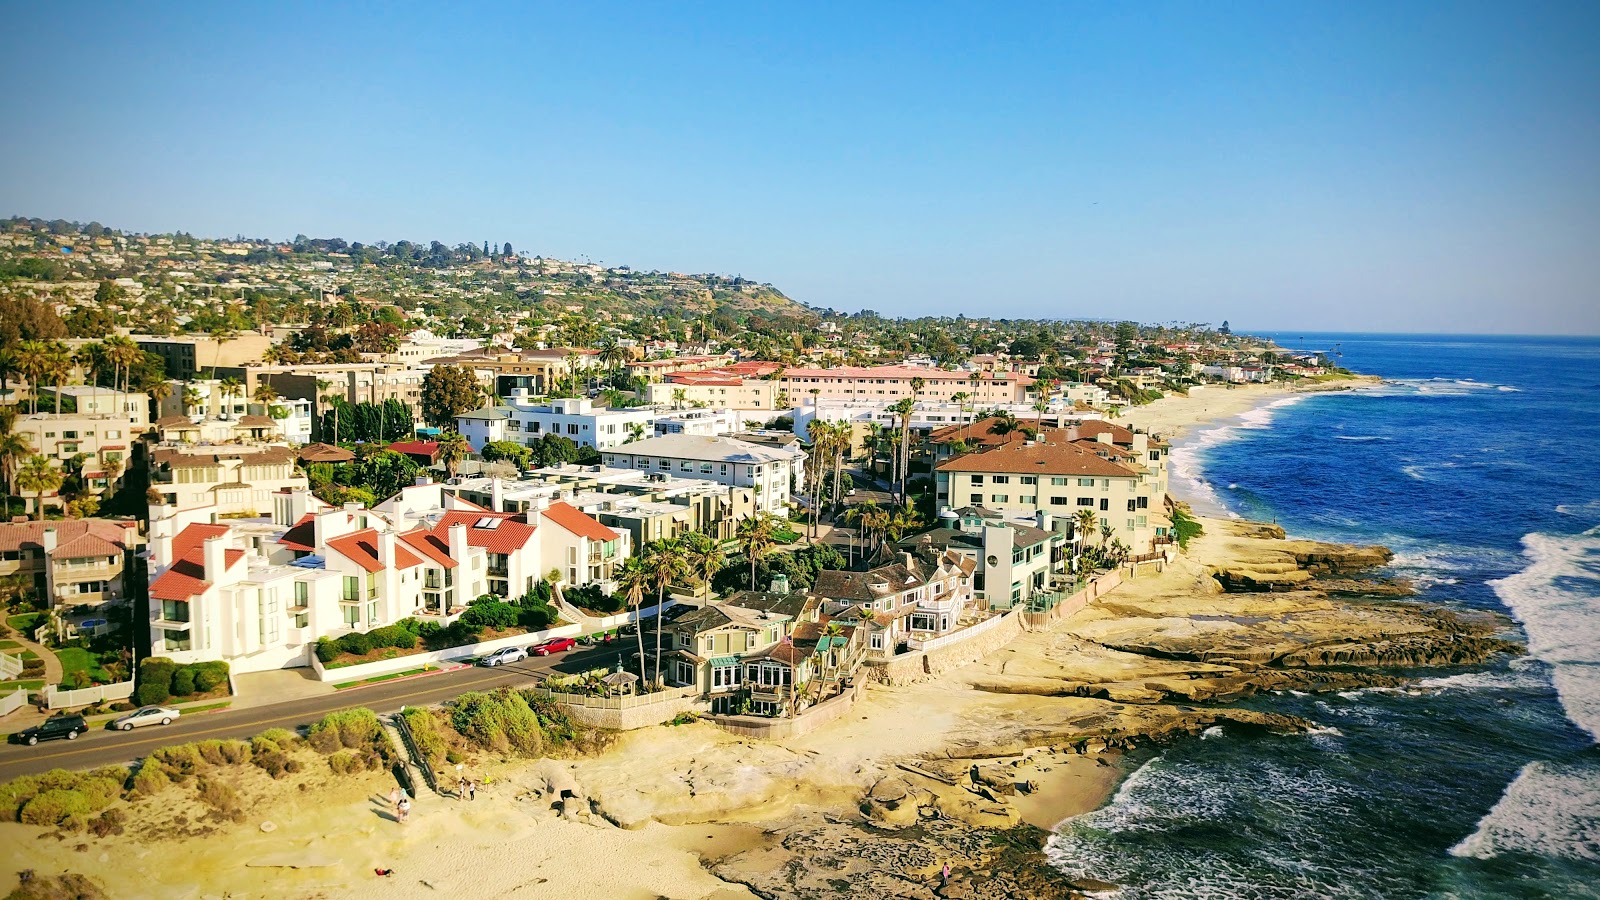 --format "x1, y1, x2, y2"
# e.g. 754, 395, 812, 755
529, 637, 578, 656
